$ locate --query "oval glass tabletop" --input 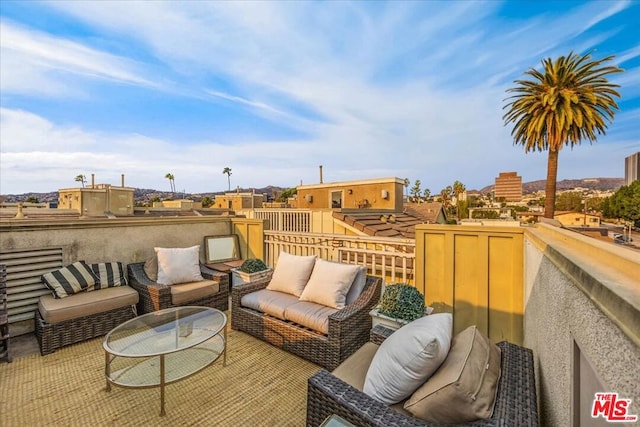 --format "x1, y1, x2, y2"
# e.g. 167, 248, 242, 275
103, 306, 226, 357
